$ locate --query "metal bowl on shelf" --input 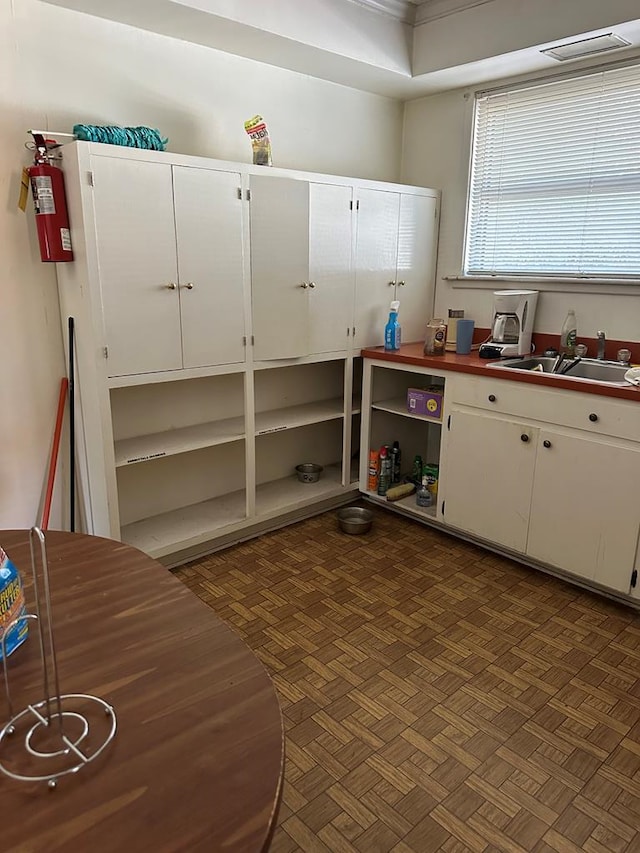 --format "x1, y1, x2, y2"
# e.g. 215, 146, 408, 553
337, 507, 374, 535
295, 463, 323, 483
